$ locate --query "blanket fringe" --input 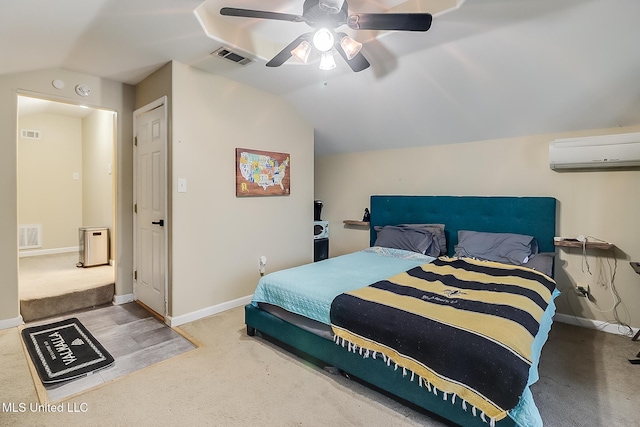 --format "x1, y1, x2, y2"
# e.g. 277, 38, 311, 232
333, 336, 499, 426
